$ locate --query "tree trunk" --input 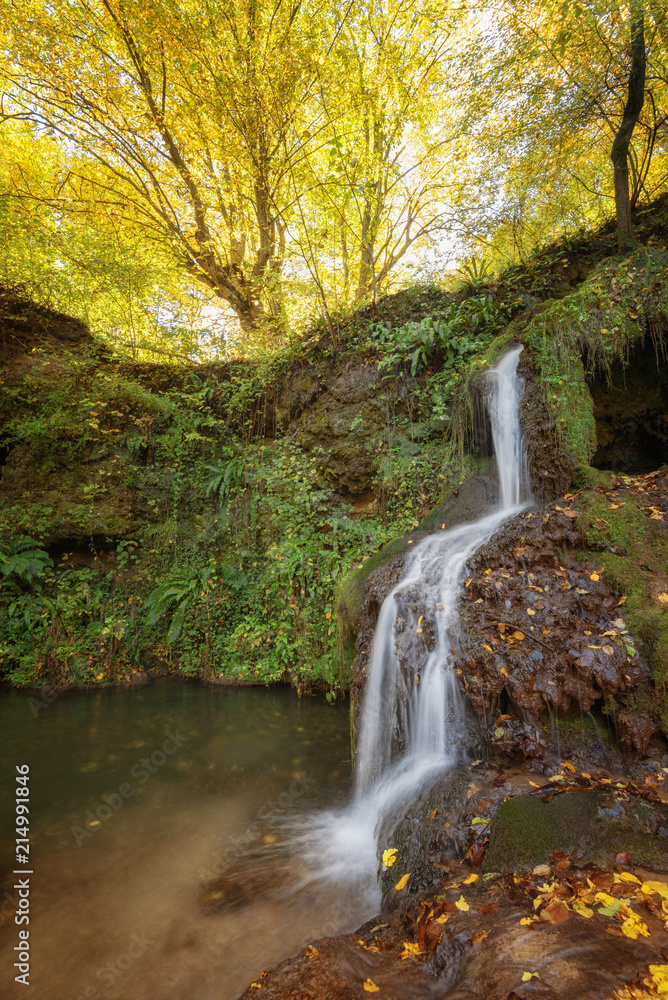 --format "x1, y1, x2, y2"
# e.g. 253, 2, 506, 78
610, 13, 646, 253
